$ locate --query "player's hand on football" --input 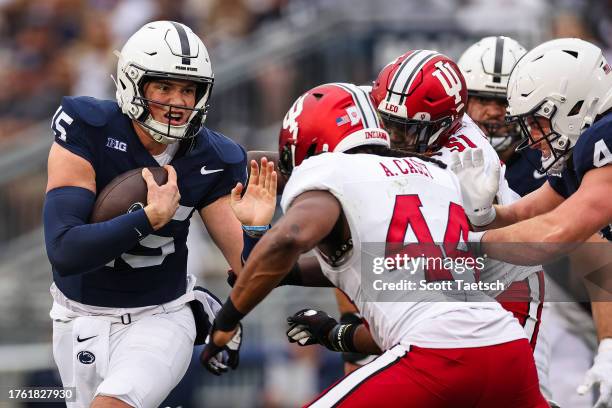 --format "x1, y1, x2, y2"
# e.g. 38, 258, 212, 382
142, 165, 181, 230
577, 339, 612, 408
286, 309, 338, 349
449, 148, 500, 227
230, 157, 277, 226
200, 321, 242, 376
